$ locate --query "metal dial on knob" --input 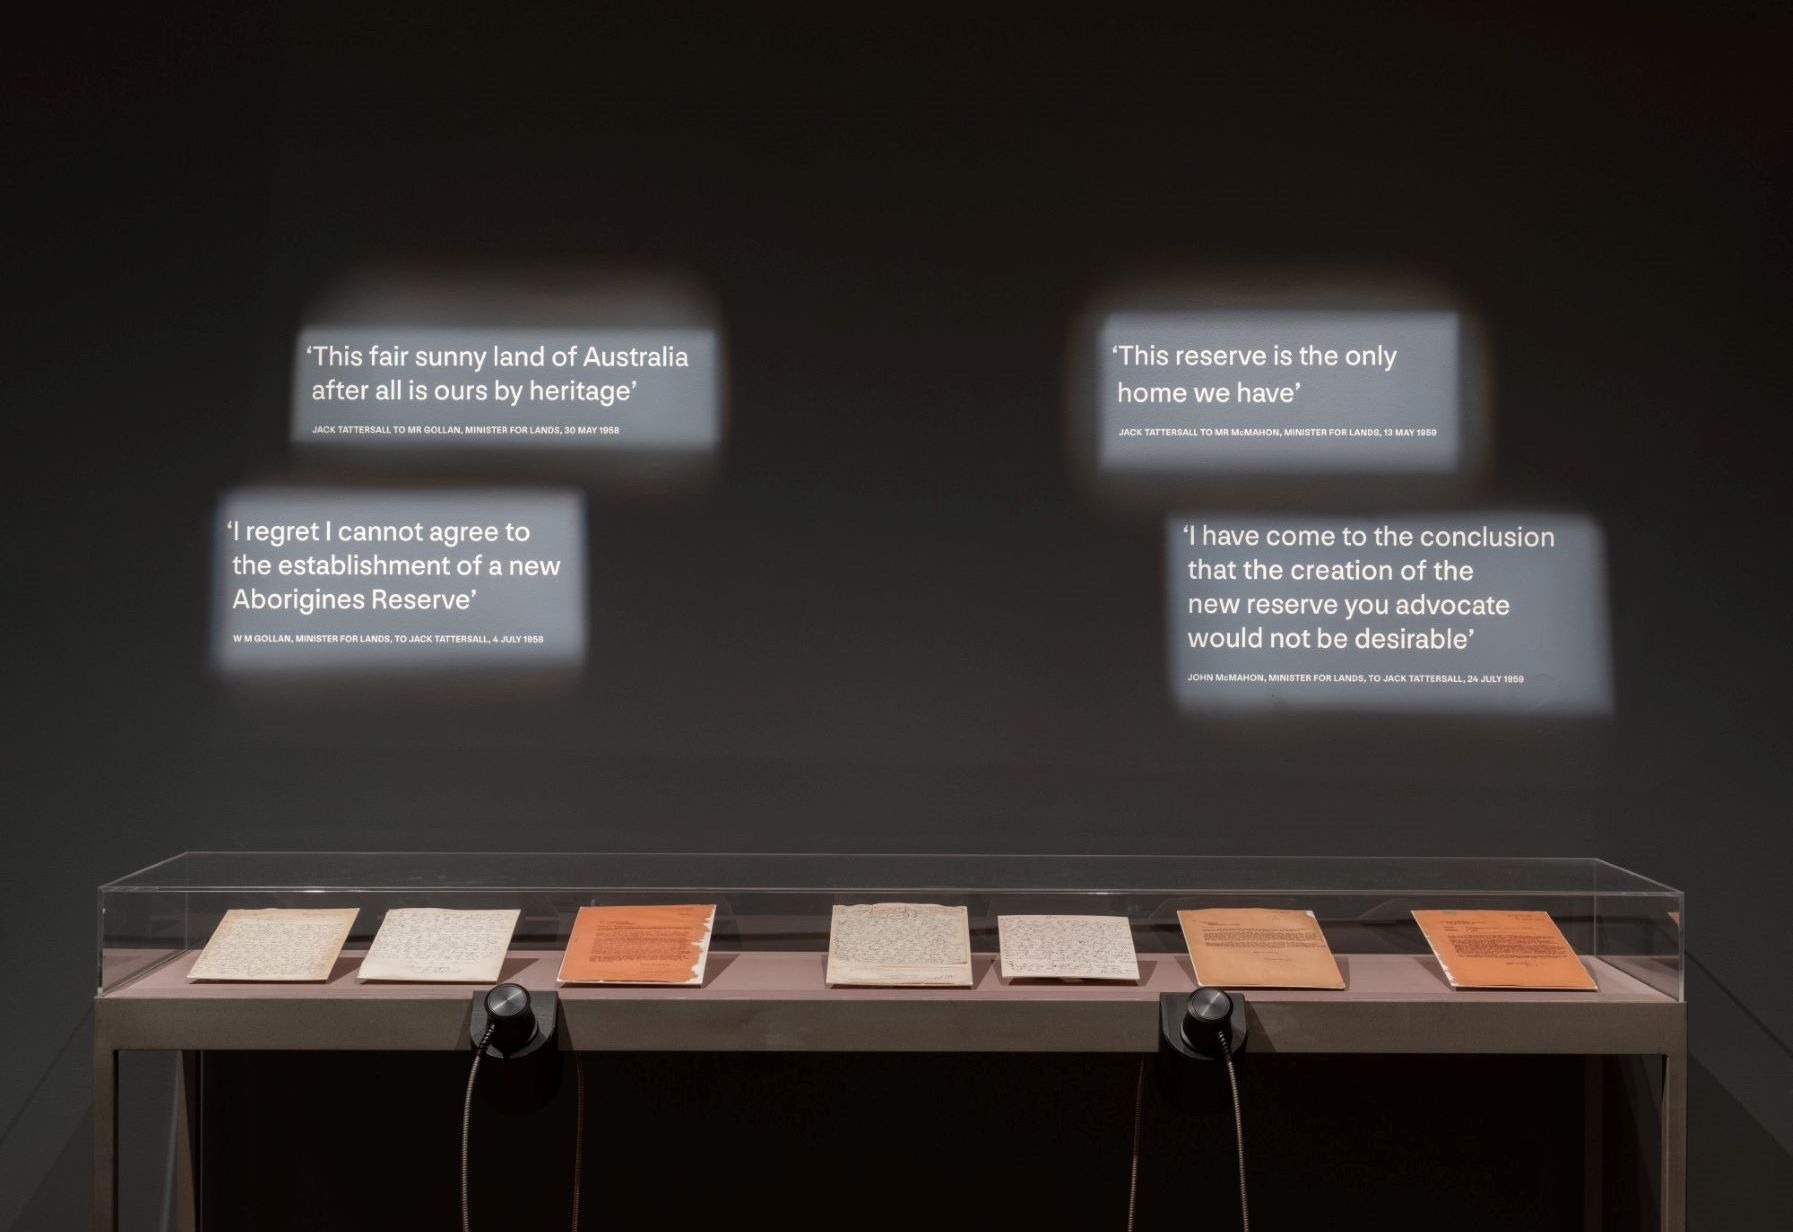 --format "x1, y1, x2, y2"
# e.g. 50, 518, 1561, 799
483, 982, 537, 1053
